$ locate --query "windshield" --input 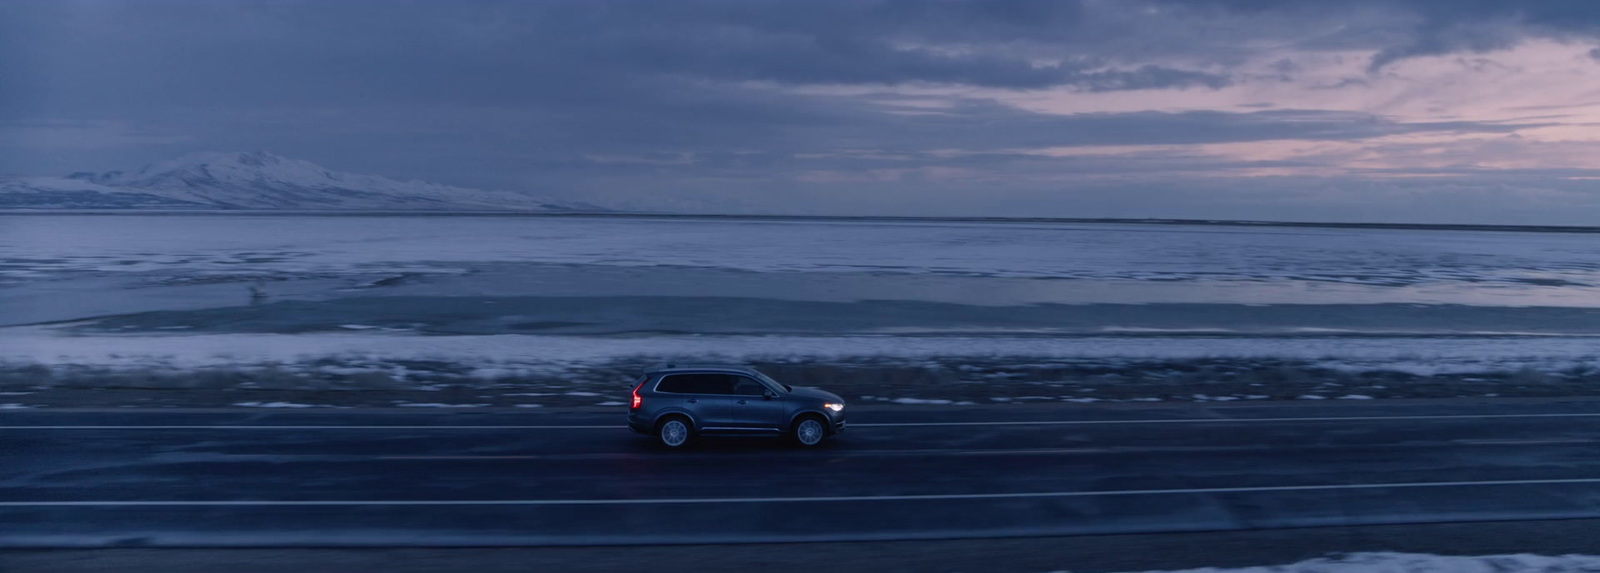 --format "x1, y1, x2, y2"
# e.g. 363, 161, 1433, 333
753, 372, 789, 393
